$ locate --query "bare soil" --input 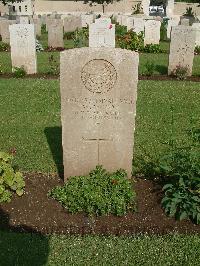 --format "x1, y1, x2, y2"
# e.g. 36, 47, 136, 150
0, 173, 199, 235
